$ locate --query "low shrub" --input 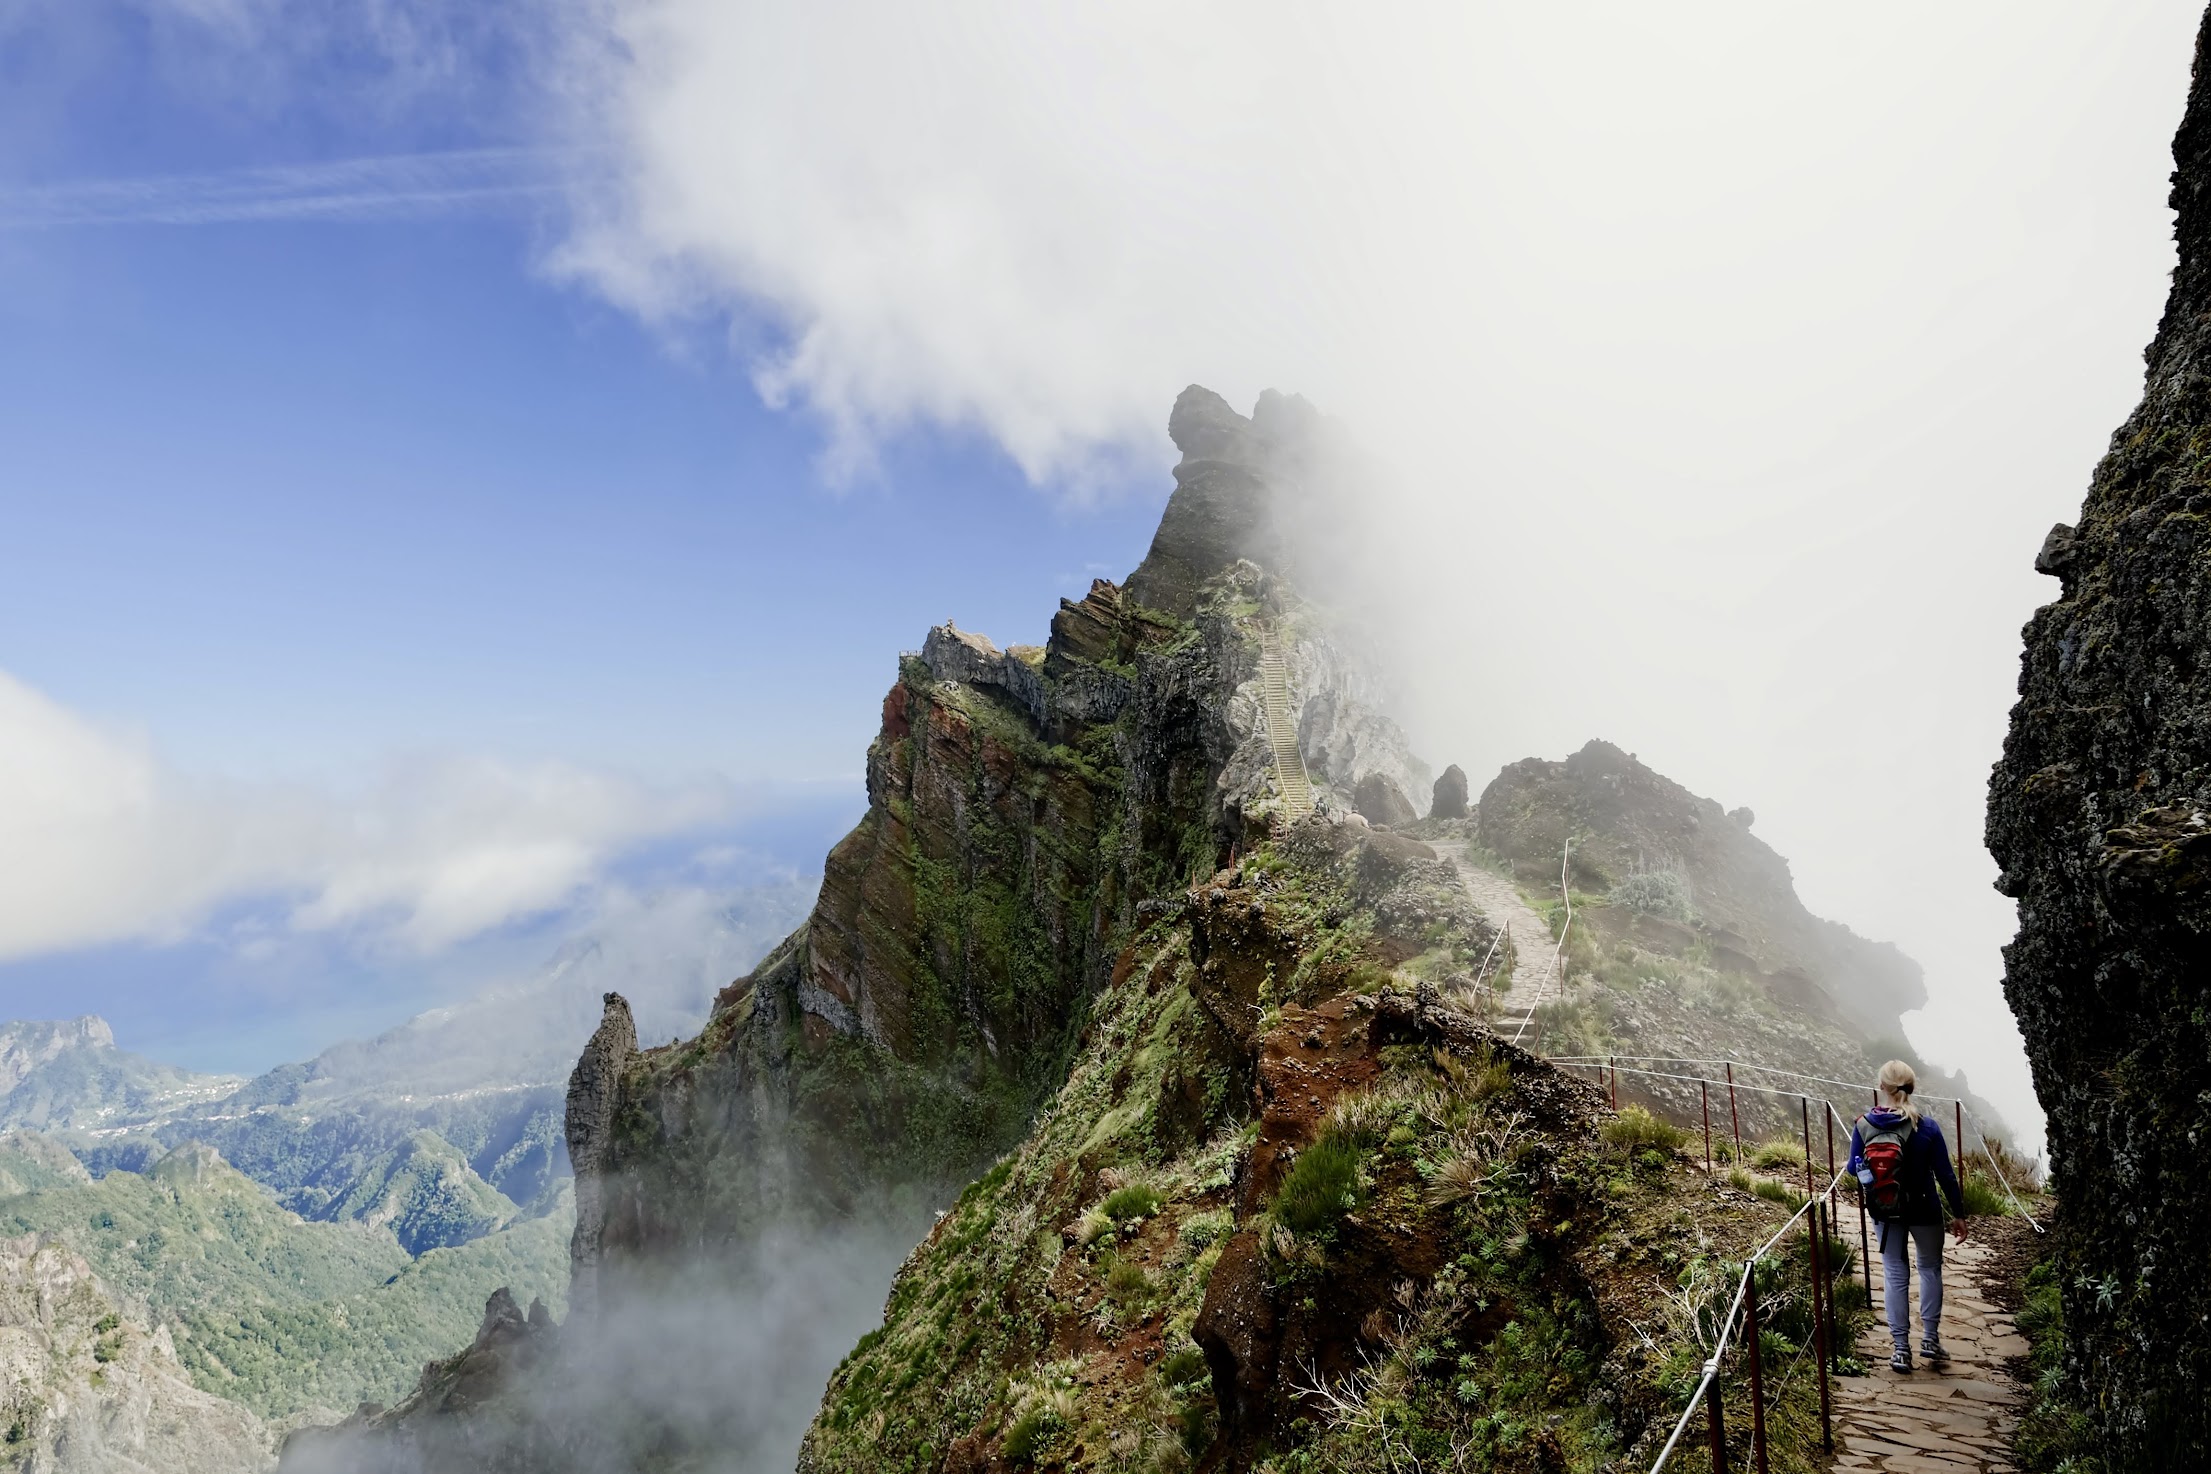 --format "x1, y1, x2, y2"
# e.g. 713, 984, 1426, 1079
1157, 1345, 1207, 1387
1102, 1183, 1162, 1222
1273, 1134, 1362, 1235
1611, 869, 1694, 922
1002, 1408, 1047, 1464
1602, 1105, 1687, 1154
1959, 1175, 2013, 1218
1749, 1138, 1806, 1172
